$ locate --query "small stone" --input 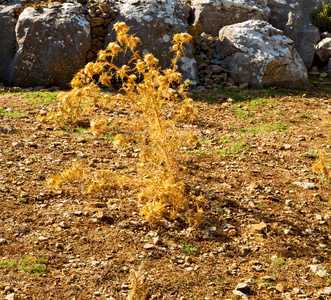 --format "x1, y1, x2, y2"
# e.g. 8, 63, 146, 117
152, 236, 161, 245
38, 236, 48, 242
309, 265, 329, 277
5, 293, 15, 300
185, 256, 192, 264
232, 290, 249, 300
91, 260, 100, 266
275, 283, 284, 293
59, 221, 69, 229
144, 243, 155, 250
321, 286, 331, 295
250, 222, 268, 233
94, 291, 101, 296
73, 211, 83, 216
6, 108, 13, 113
95, 211, 105, 220
236, 282, 251, 292
320, 72, 328, 78
292, 181, 316, 189
228, 85, 239, 92
239, 82, 249, 89
186, 267, 194, 272
0, 238, 8, 245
